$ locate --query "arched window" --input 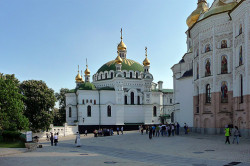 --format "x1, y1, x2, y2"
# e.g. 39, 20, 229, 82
105, 73, 107, 79
124, 72, 126, 78
86, 99, 88, 103
130, 72, 133, 78
206, 84, 211, 103
124, 95, 127, 105
170, 99, 172, 104
239, 46, 243, 66
101, 74, 103, 80
107, 105, 111, 117
153, 106, 157, 117
90, 99, 92, 103
137, 96, 140, 105
87, 105, 91, 117
205, 44, 211, 53
82, 99, 85, 104
221, 56, 228, 74
69, 107, 72, 117
136, 72, 138, 79
94, 100, 96, 105
131, 92, 134, 105
221, 40, 227, 49
196, 49, 199, 57
221, 81, 228, 103
111, 72, 113, 79
239, 24, 242, 35
240, 75, 243, 103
